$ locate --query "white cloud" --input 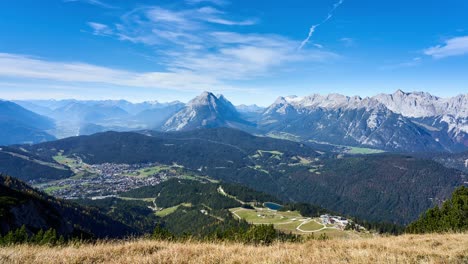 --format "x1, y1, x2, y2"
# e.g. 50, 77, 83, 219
313, 44, 323, 49
0, 53, 224, 92
84, 5, 337, 82
144, 6, 255, 28
203, 17, 256, 26
63, 0, 115, 9
186, 0, 229, 6
424, 36, 468, 59
209, 32, 291, 47
380, 57, 422, 70
340, 37, 354, 47
88, 22, 112, 36
165, 32, 337, 80
147, 7, 188, 24
102, 6, 257, 48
